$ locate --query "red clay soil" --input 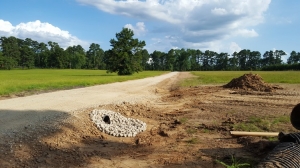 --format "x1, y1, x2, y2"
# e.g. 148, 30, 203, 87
223, 73, 280, 92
